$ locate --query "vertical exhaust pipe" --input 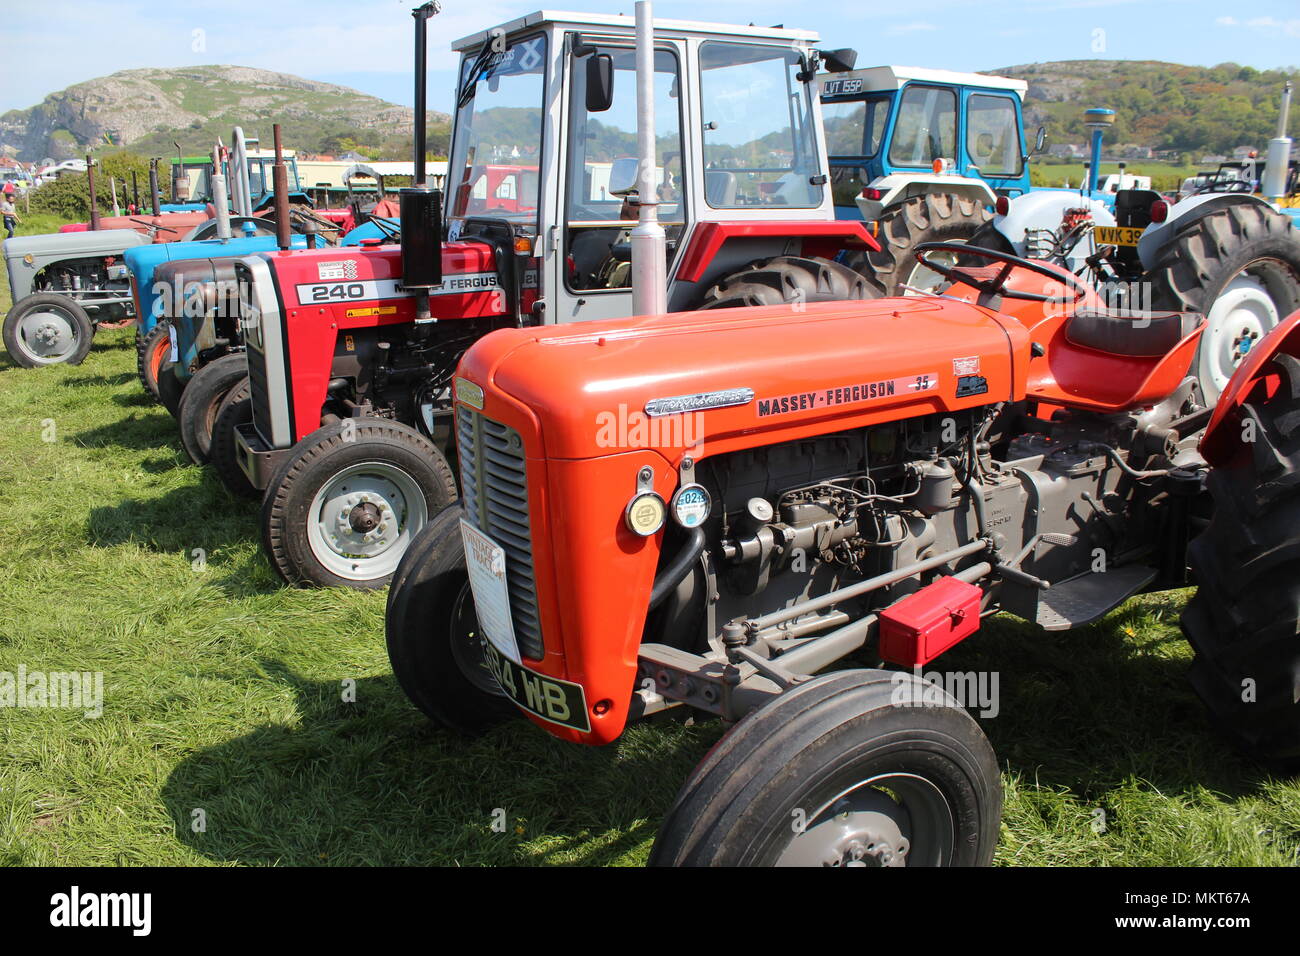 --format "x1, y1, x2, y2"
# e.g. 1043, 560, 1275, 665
149, 158, 162, 217
86, 154, 100, 230
210, 144, 232, 240
630, 0, 667, 316
1263, 82, 1294, 201
131, 170, 140, 213
272, 124, 291, 251
402, 2, 444, 324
